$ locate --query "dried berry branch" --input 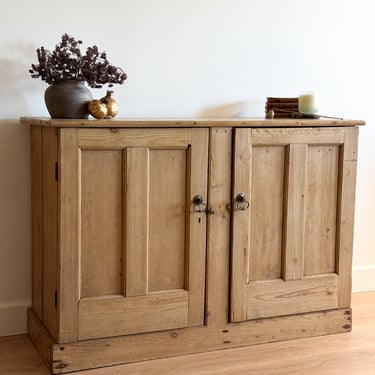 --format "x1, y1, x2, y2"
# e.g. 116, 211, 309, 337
29, 33, 127, 88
